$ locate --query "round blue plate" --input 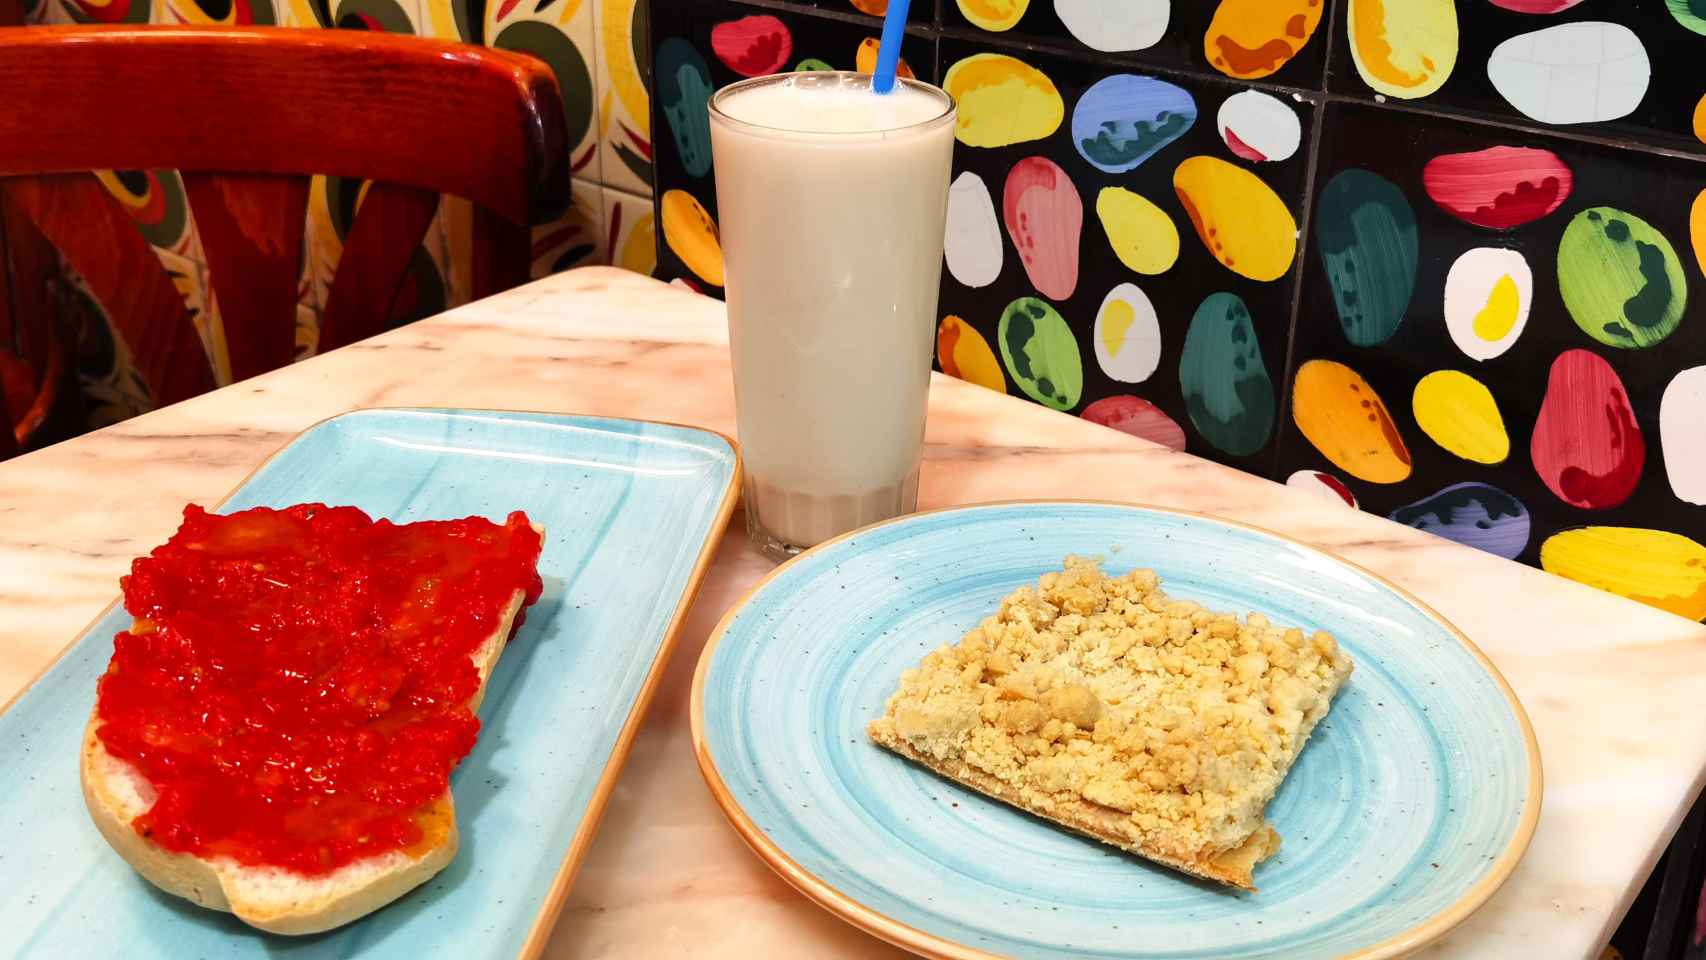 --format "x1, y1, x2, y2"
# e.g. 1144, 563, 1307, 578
691, 503, 1540, 960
